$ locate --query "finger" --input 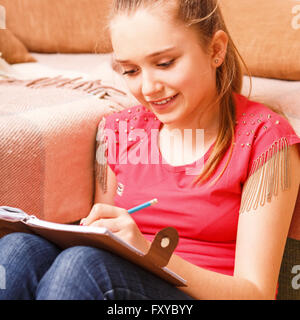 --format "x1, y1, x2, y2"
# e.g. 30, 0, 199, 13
81, 203, 126, 226
90, 218, 121, 233
80, 203, 108, 226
